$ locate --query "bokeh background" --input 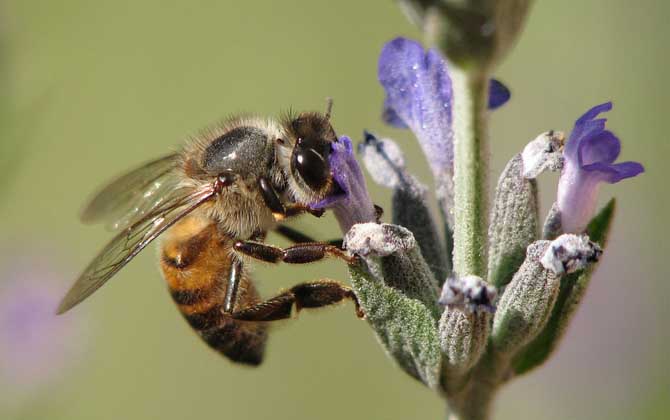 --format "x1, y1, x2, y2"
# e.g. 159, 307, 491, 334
1, 1, 668, 419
